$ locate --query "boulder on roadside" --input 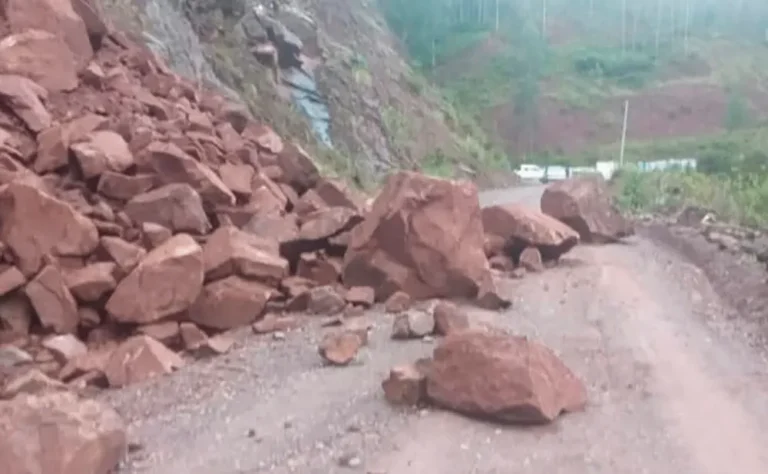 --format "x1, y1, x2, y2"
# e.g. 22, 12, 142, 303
0, 391, 126, 474
343, 172, 492, 302
541, 176, 633, 243
392, 309, 435, 339
318, 330, 363, 366
105, 234, 204, 324
481, 203, 579, 261
124, 183, 211, 235
188, 276, 275, 330
432, 301, 469, 336
384, 291, 411, 313
103, 335, 183, 388
382, 363, 427, 406
425, 331, 587, 424
307, 285, 346, 315
24, 265, 79, 334
202, 226, 287, 285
